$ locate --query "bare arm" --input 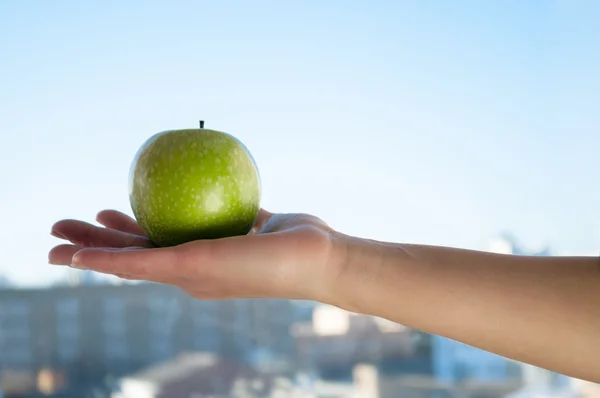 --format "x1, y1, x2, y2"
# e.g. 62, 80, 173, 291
331, 233, 600, 382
